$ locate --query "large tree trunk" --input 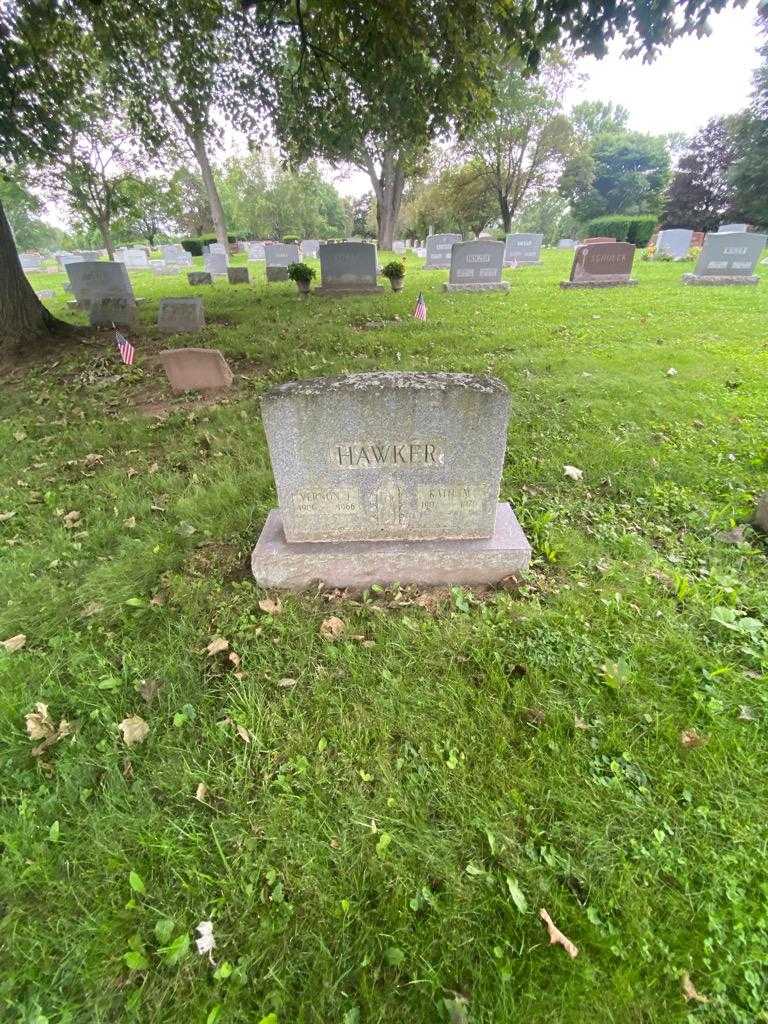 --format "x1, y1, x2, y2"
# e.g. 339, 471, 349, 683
364, 148, 406, 251
98, 218, 115, 261
500, 193, 512, 233
191, 129, 229, 250
0, 197, 74, 352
